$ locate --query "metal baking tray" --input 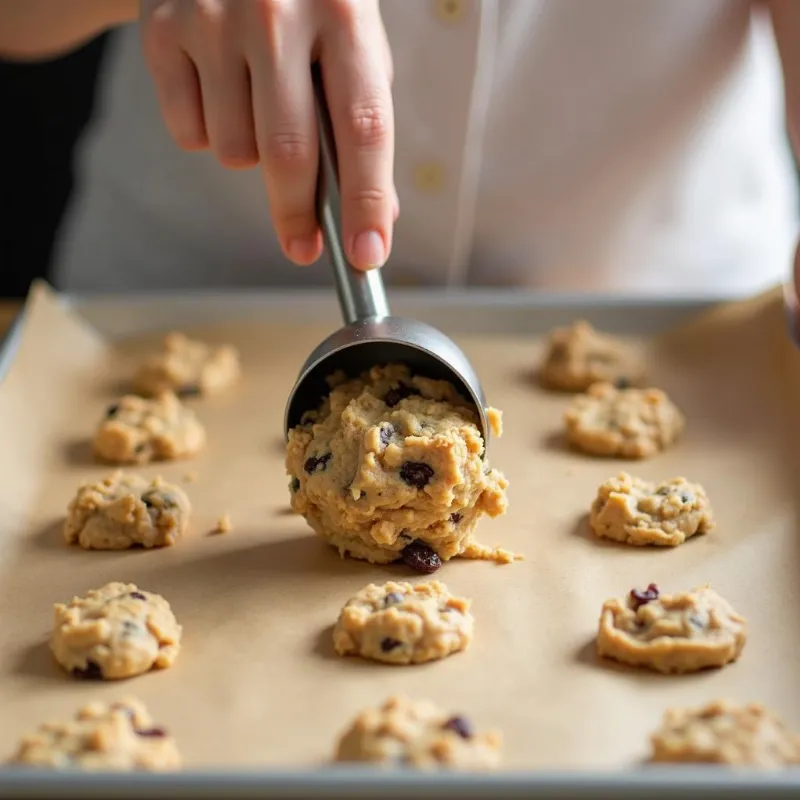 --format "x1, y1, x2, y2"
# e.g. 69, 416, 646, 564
0, 287, 797, 800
